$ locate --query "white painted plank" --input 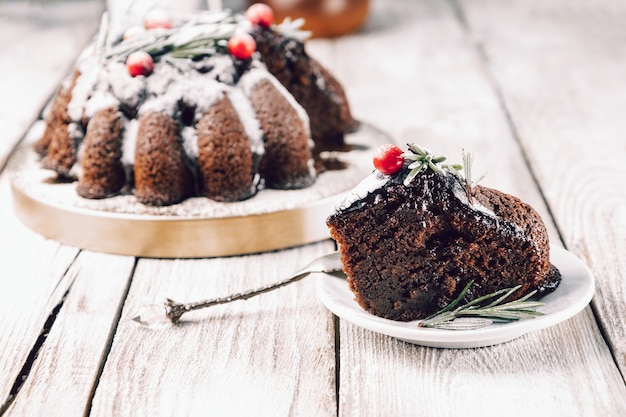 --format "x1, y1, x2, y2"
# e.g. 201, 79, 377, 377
0, 0, 103, 168
340, 308, 626, 417
317, 0, 626, 415
0, 172, 78, 405
459, 0, 626, 375
0, 0, 101, 404
4, 251, 135, 417
90, 243, 337, 417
